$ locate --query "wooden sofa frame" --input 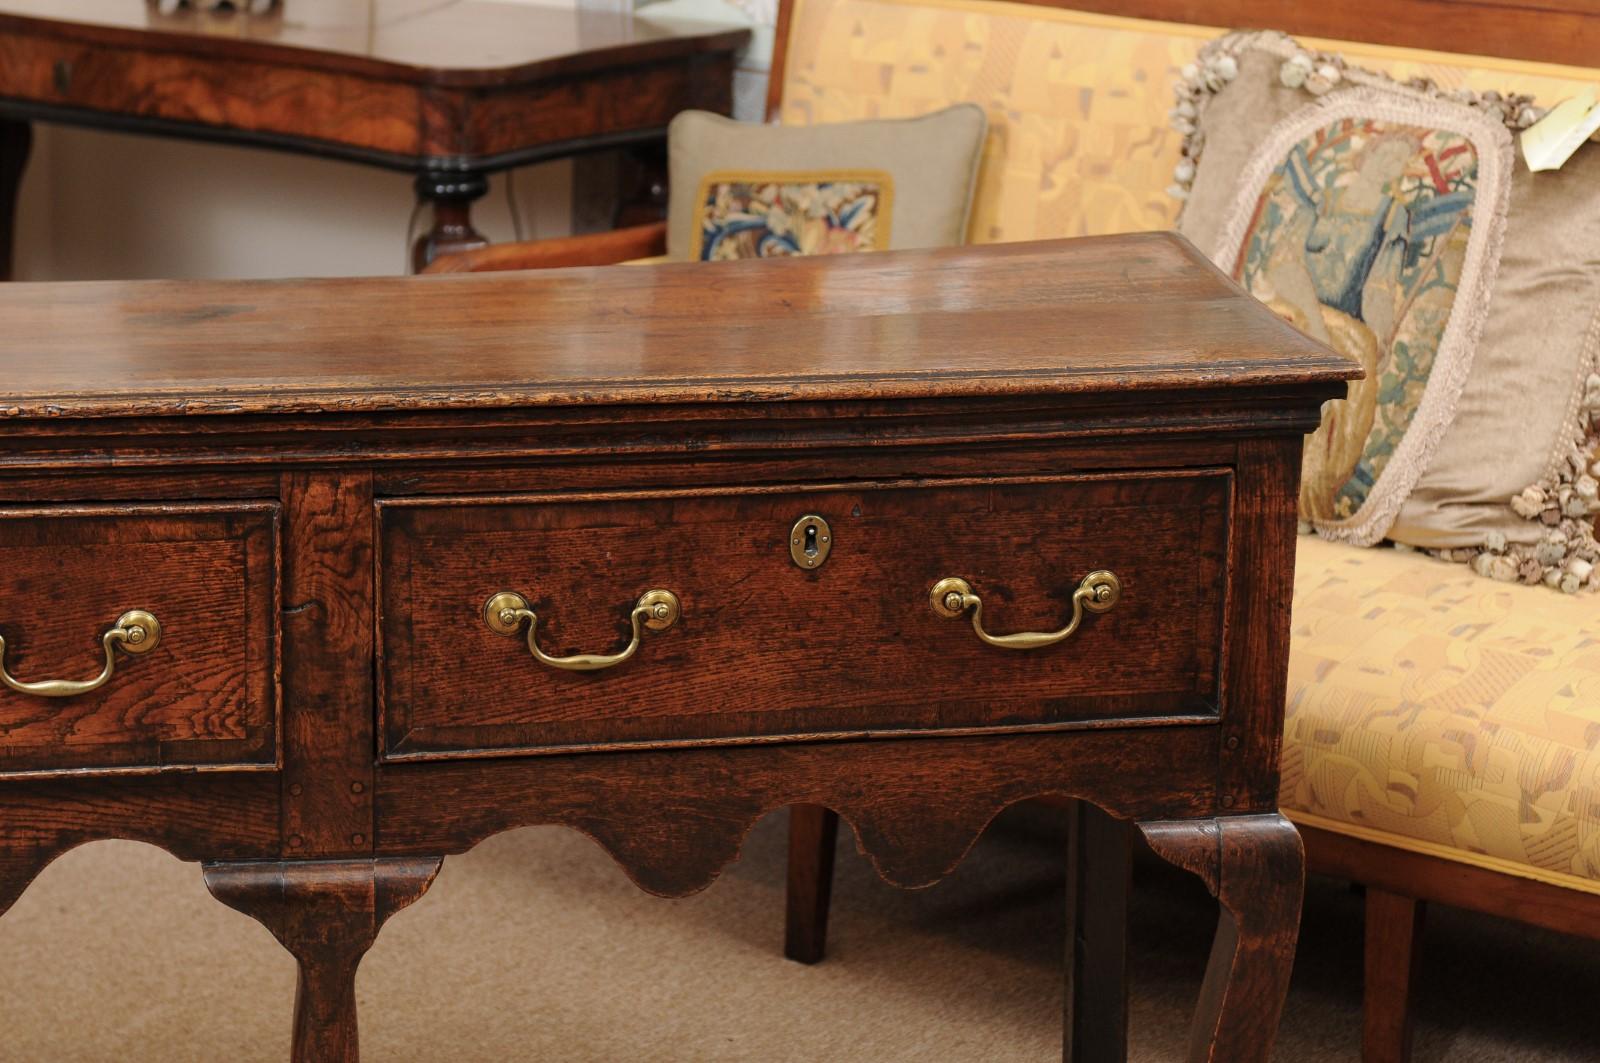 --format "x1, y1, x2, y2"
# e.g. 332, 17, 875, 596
425, 2, 1600, 1059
